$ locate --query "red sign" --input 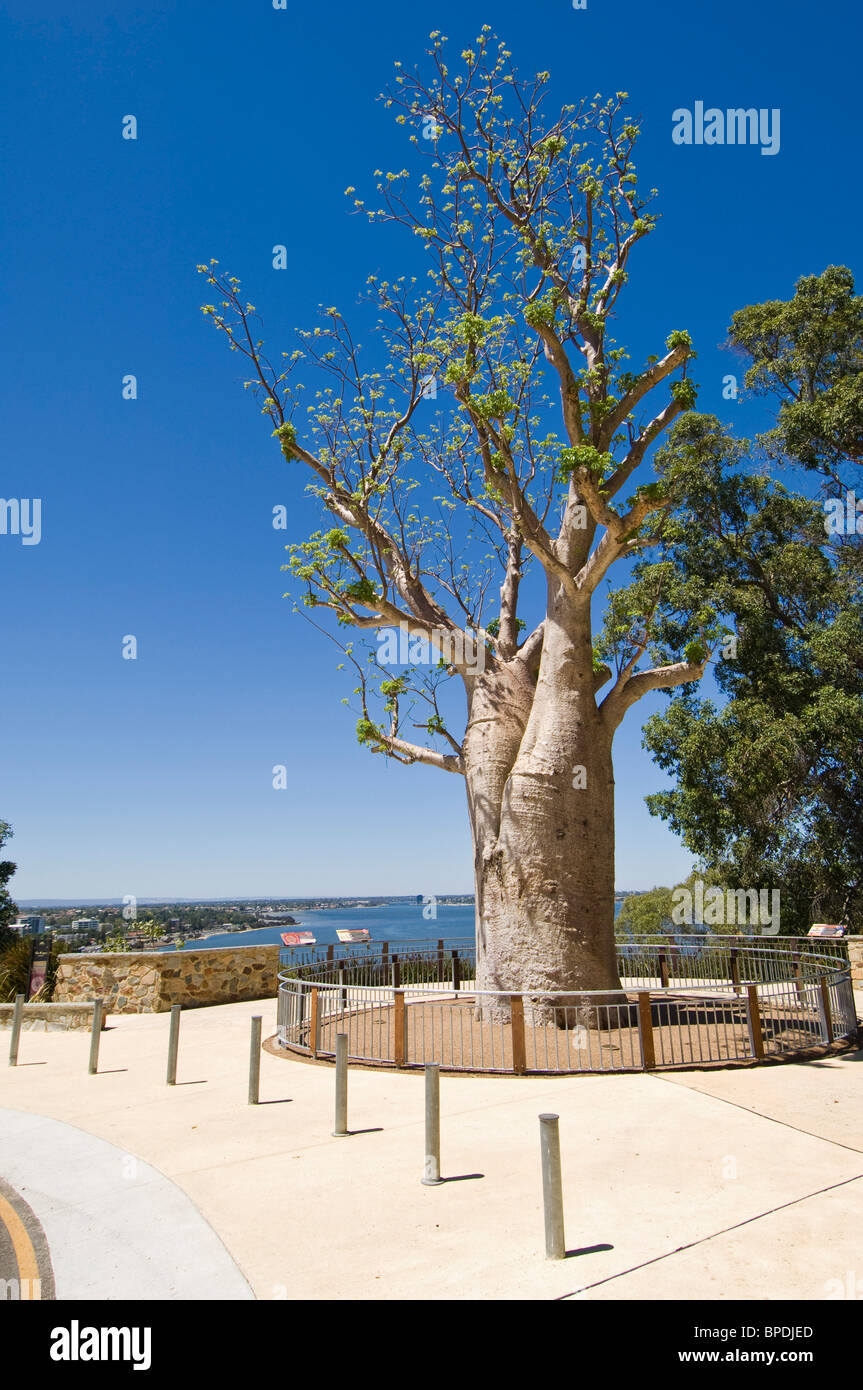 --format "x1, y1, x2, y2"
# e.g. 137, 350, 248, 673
280, 932, 317, 946
808, 924, 846, 938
